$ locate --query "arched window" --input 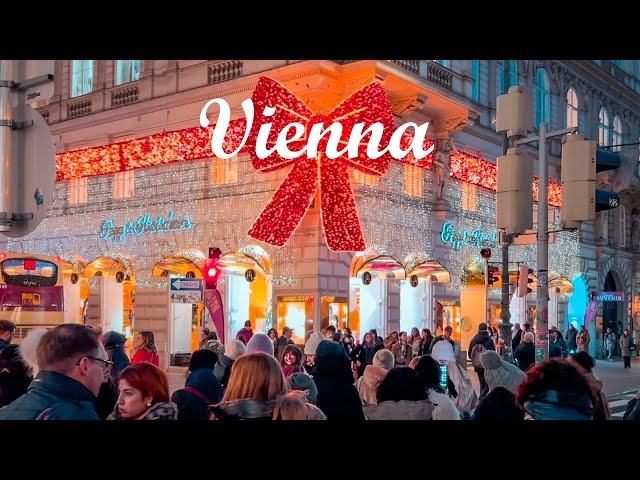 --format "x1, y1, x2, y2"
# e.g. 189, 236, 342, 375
496, 60, 518, 95
598, 107, 610, 147
535, 68, 550, 126
612, 115, 623, 151
566, 88, 579, 128
471, 60, 480, 102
